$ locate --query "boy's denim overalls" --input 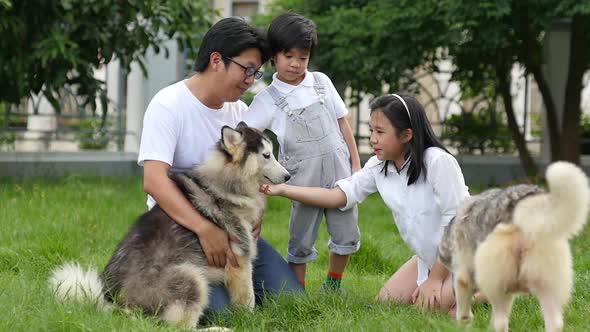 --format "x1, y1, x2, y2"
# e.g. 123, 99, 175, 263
267, 72, 360, 264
